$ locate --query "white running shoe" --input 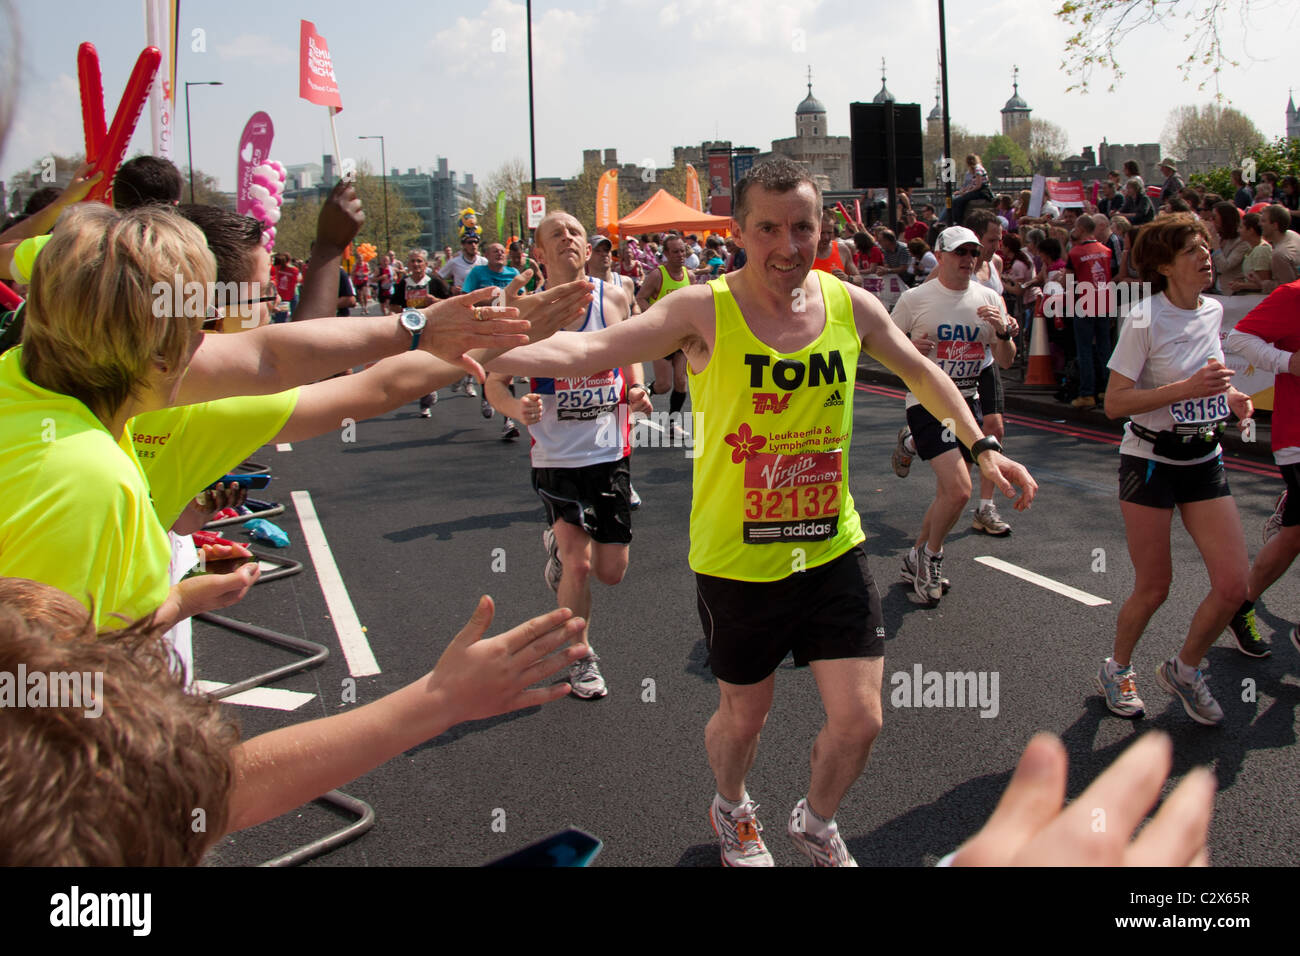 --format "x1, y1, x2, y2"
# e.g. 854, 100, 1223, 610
568, 653, 607, 699
709, 795, 773, 867
542, 527, 562, 592
788, 799, 857, 867
1156, 659, 1223, 726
